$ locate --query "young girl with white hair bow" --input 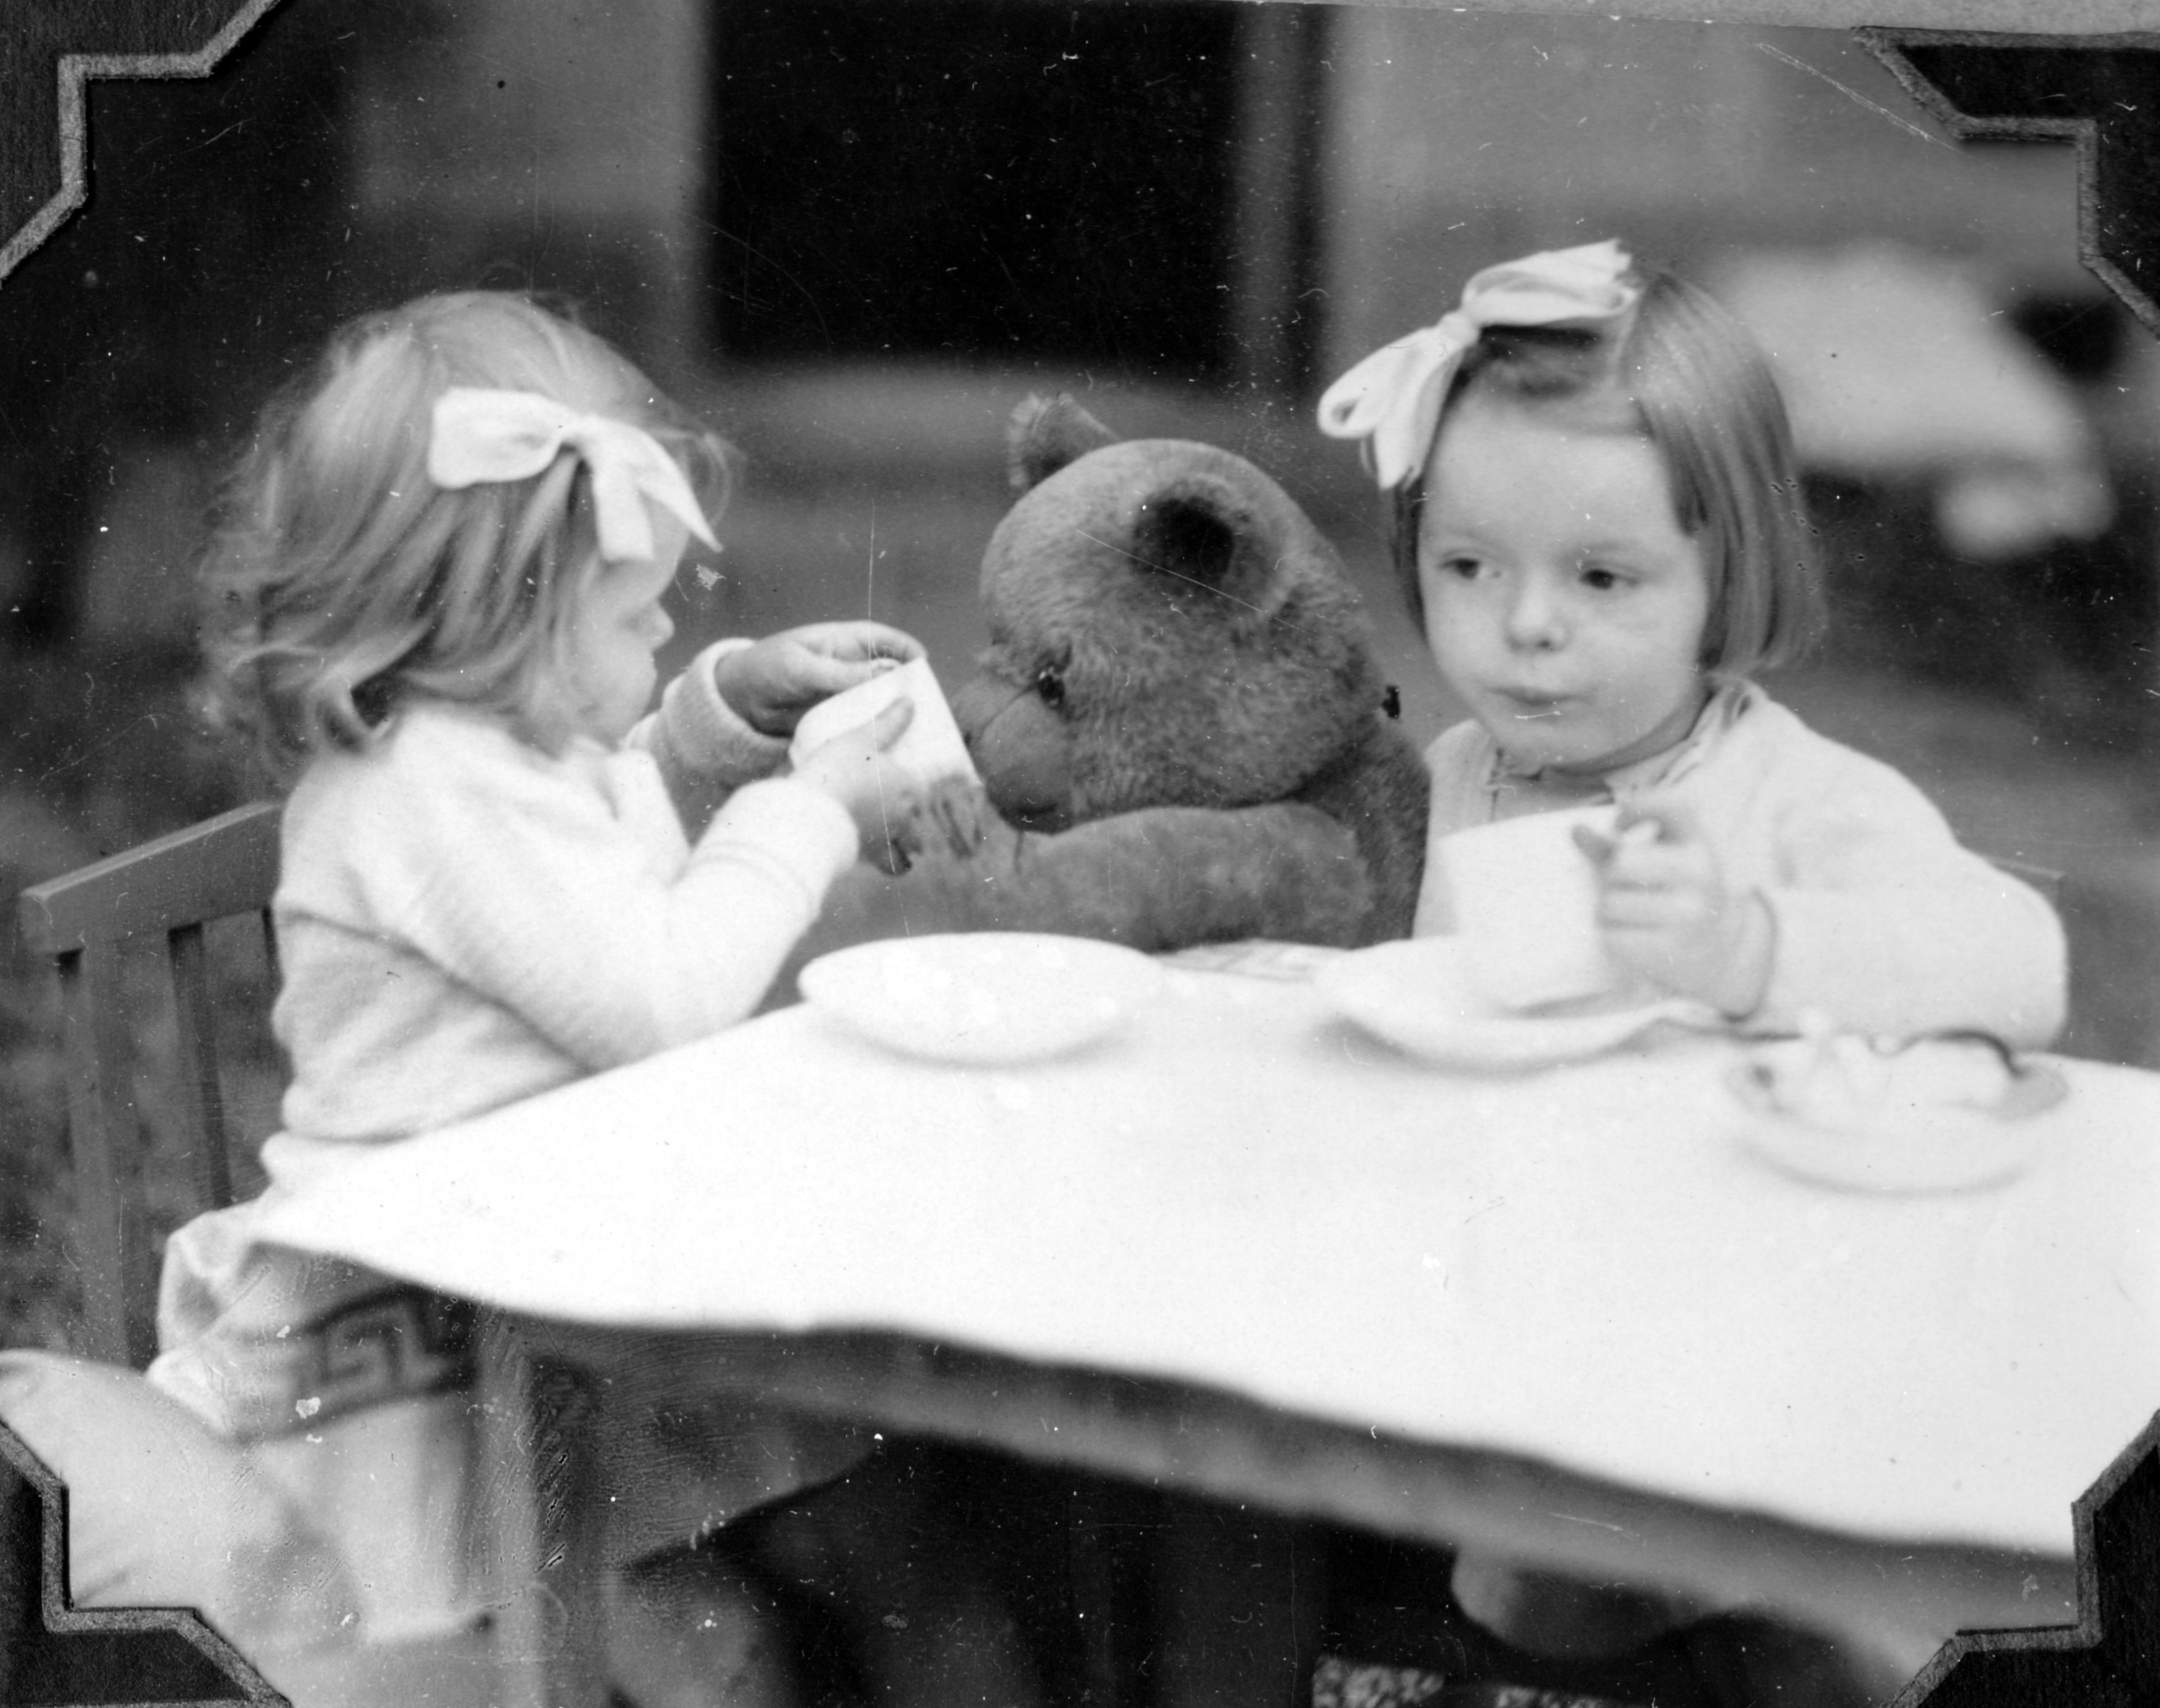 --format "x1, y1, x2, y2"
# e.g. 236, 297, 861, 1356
1313, 241, 2070, 1684
1321, 239, 2066, 1040
147, 292, 1038, 1705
